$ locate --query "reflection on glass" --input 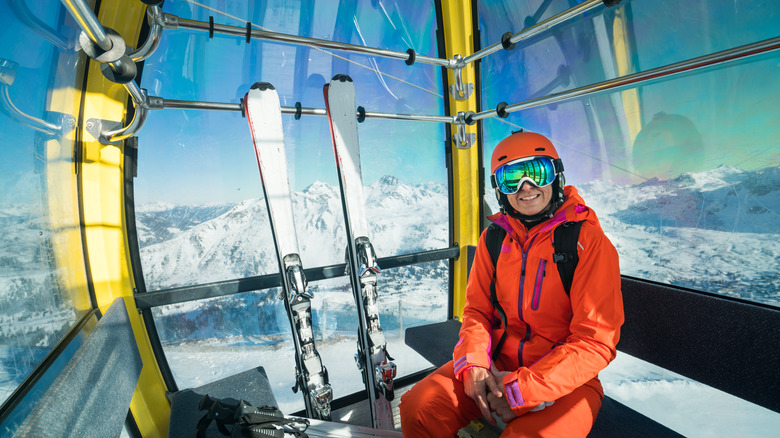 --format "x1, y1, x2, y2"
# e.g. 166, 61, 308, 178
156, 260, 448, 414
0, 3, 88, 405
479, 0, 780, 307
